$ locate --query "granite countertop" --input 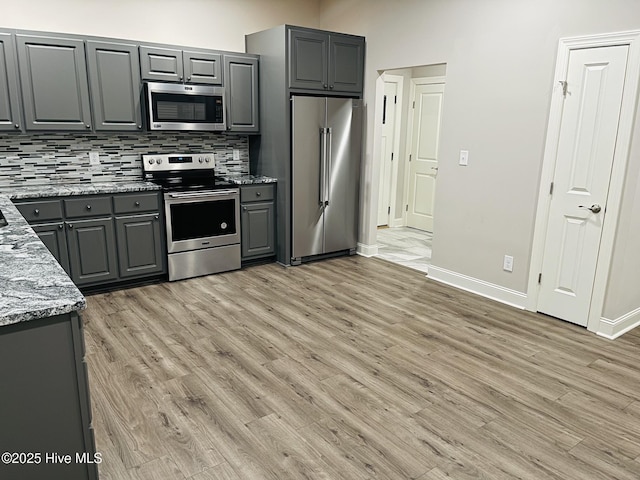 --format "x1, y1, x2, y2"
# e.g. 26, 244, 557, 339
2, 180, 161, 200
0, 180, 162, 327
0, 195, 85, 327
221, 174, 277, 185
